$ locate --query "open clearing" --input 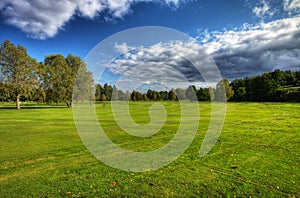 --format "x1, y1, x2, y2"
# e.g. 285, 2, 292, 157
0, 102, 299, 197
